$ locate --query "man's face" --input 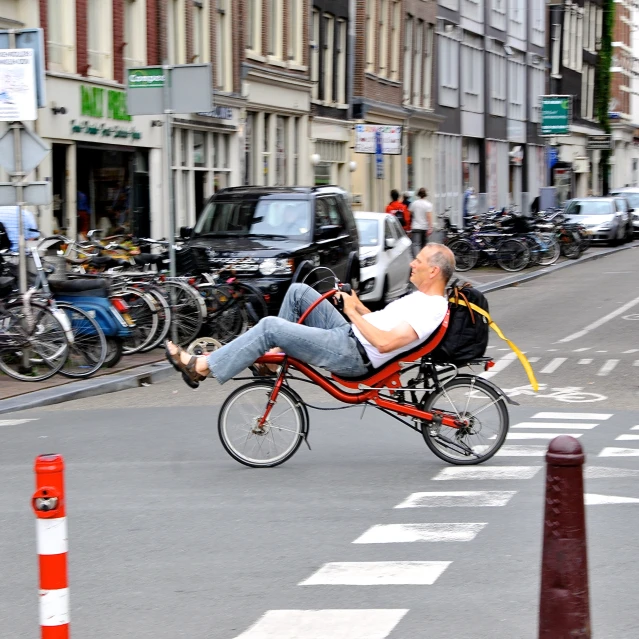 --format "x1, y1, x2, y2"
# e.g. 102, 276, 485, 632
410, 247, 439, 288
